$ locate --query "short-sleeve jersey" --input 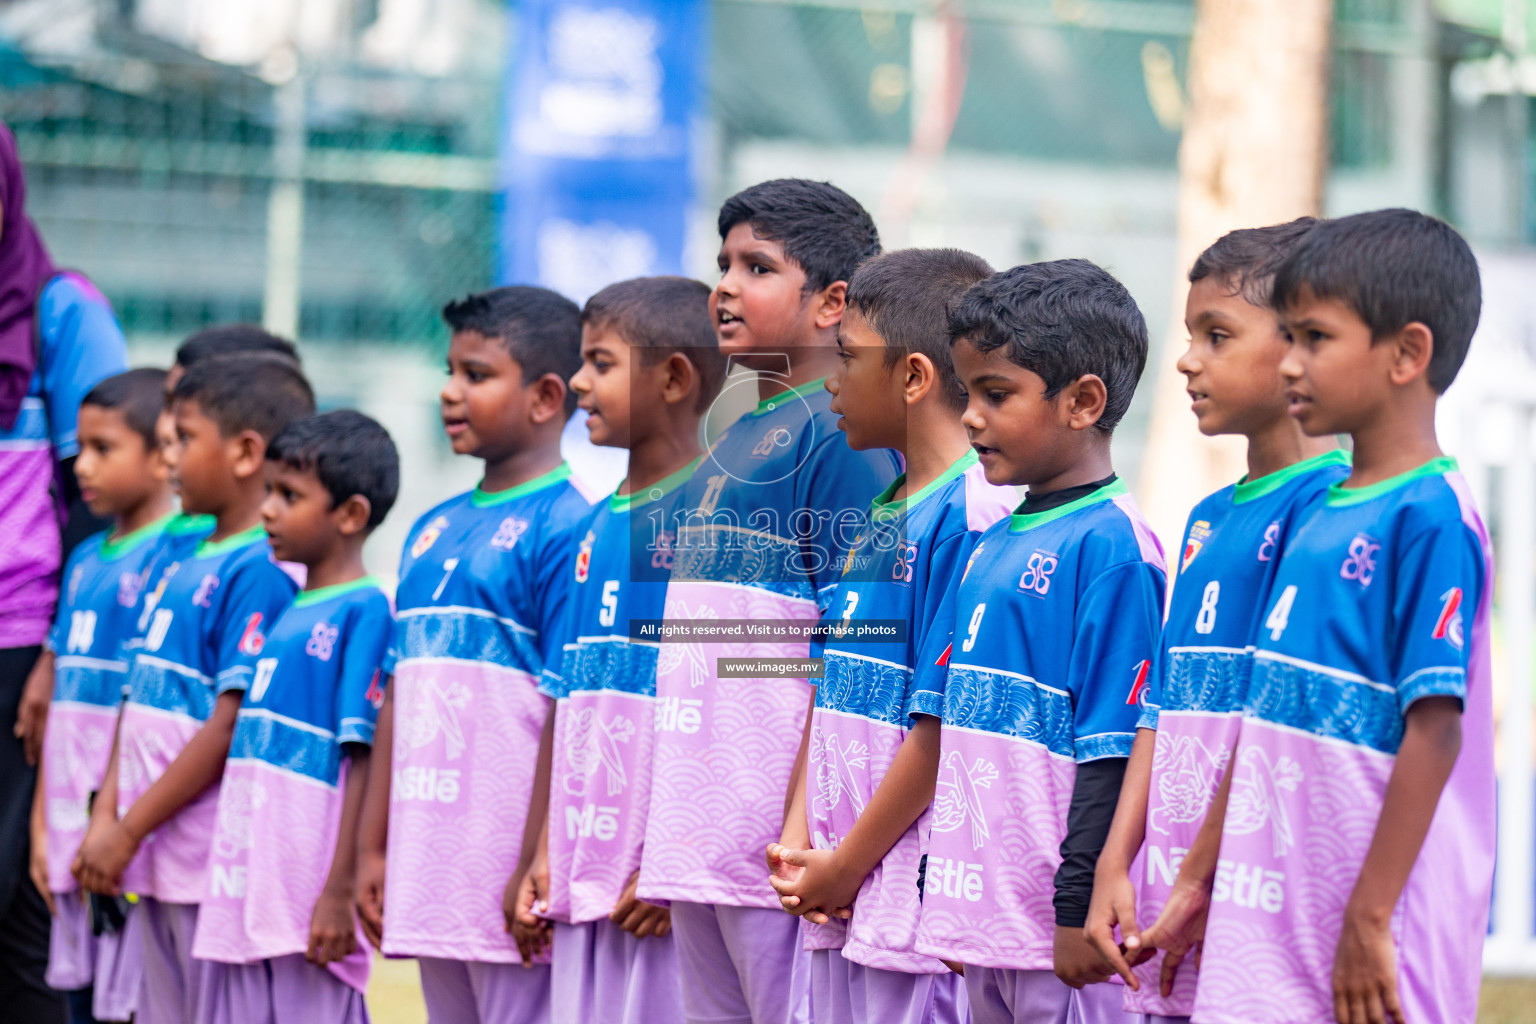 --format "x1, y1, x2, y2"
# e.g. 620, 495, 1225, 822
803, 451, 1014, 973
40, 513, 175, 893
0, 274, 128, 648
1128, 449, 1349, 1016
194, 578, 391, 993
641, 378, 900, 908
913, 480, 1166, 970
1194, 458, 1493, 1024
118, 523, 298, 902
541, 458, 697, 925
382, 464, 596, 962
